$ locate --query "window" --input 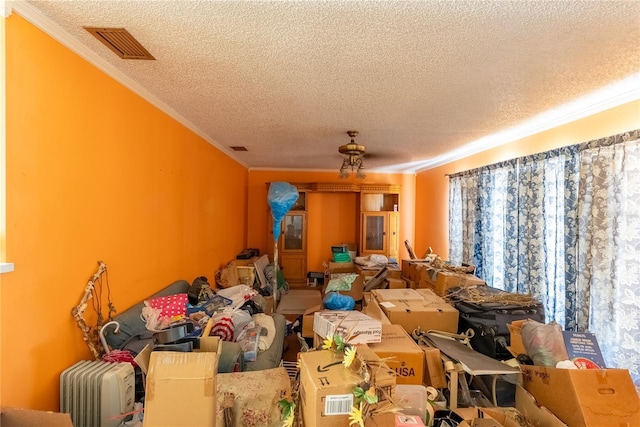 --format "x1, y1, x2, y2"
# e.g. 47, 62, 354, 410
449, 130, 640, 389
